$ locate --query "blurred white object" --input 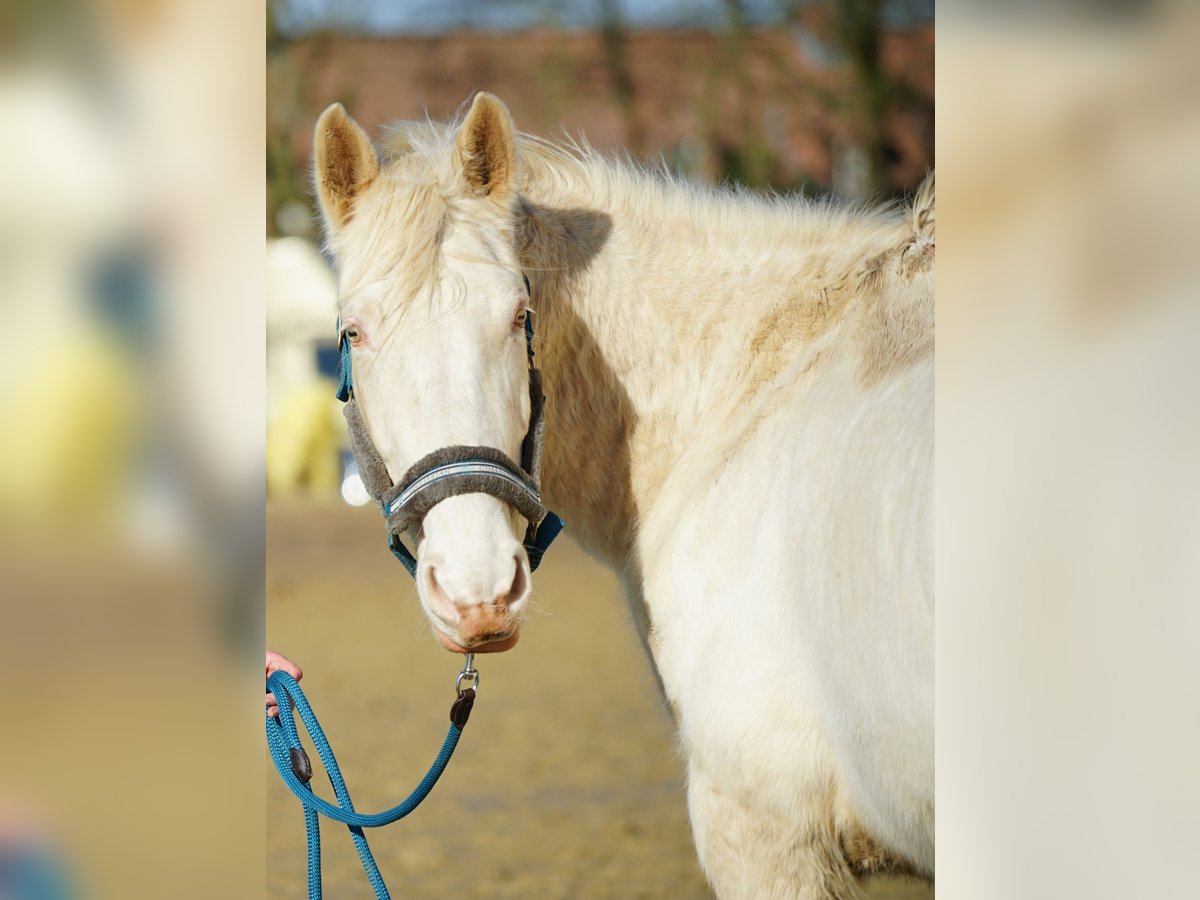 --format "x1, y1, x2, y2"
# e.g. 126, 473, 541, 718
340, 461, 371, 508
266, 237, 338, 415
